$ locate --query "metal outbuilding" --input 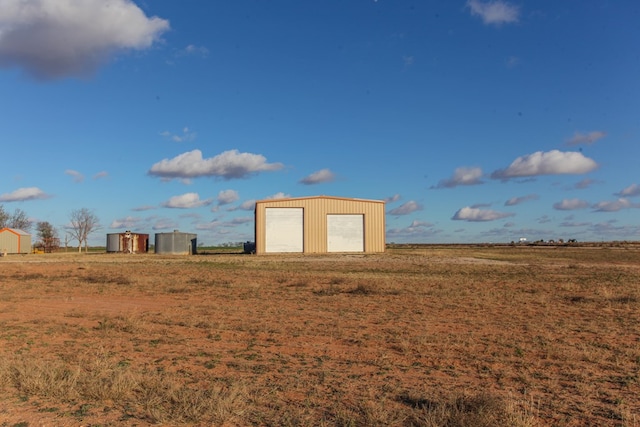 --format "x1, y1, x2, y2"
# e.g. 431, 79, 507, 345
0, 228, 32, 255
254, 195, 385, 254
154, 230, 197, 255
106, 231, 149, 254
